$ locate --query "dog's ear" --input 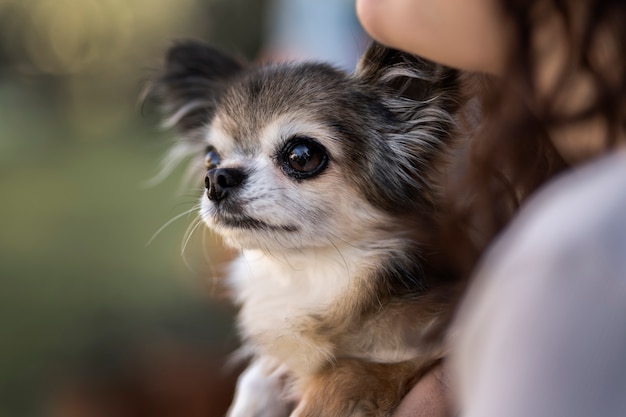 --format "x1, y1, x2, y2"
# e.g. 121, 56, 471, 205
355, 42, 459, 112
151, 40, 245, 138
352, 43, 463, 211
